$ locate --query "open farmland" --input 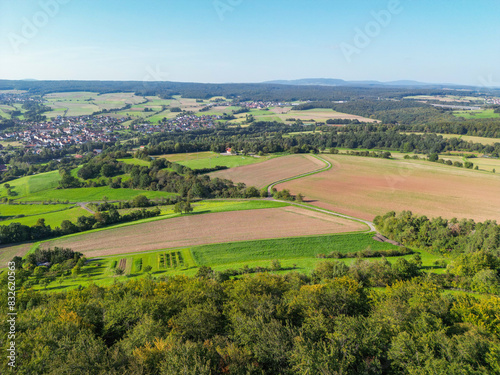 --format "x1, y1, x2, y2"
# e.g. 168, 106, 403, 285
279, 108, 378, 123
42, 206, 367, 257
43, 91, 146, 117
28, 232, 406, 292
209, 154, 326, 188
276, 154, 500, 222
